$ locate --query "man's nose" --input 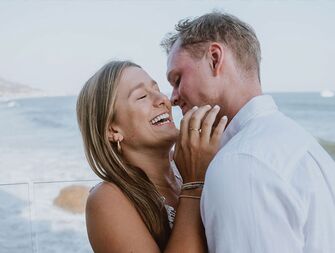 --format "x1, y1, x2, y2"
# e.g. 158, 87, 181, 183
170, 88, 179, 106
